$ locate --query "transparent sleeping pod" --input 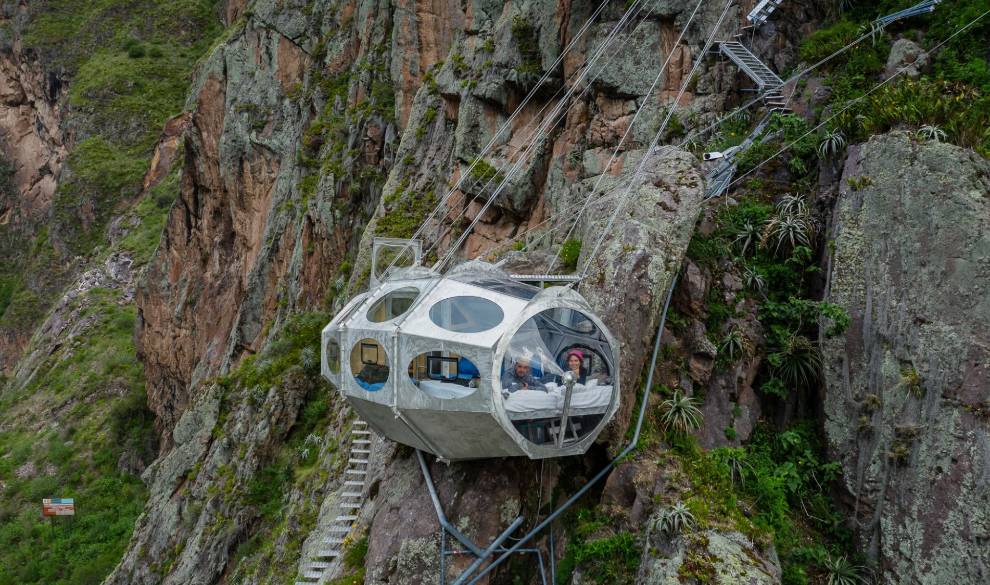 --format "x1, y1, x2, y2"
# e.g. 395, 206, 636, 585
321, 259, 620, 460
